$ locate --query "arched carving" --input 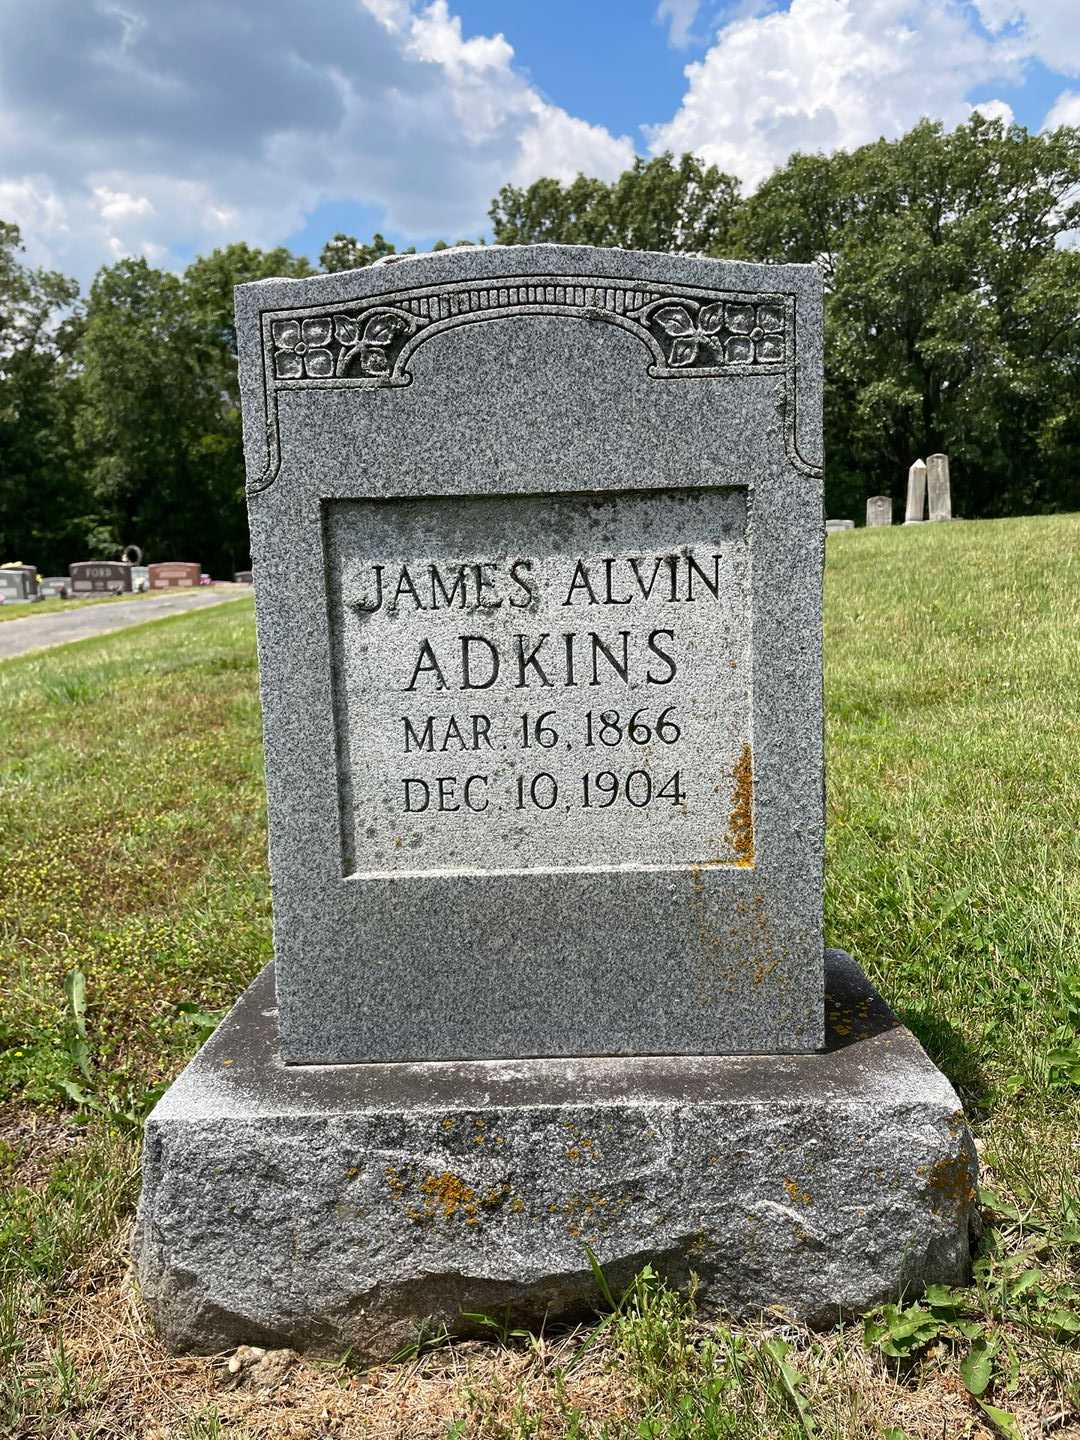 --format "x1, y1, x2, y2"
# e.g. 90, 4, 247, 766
249, 274, 818, 492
